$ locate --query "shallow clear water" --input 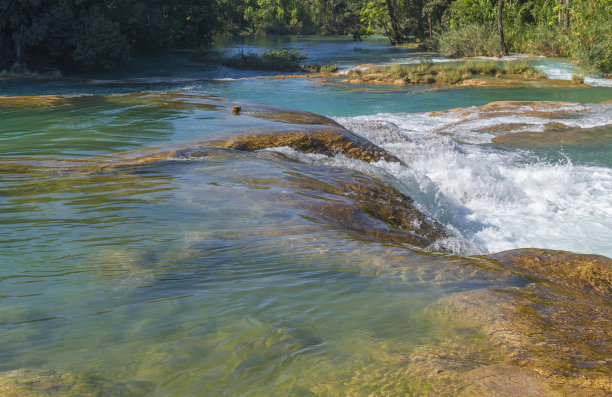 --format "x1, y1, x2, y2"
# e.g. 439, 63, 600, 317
1, 36, 612, 395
